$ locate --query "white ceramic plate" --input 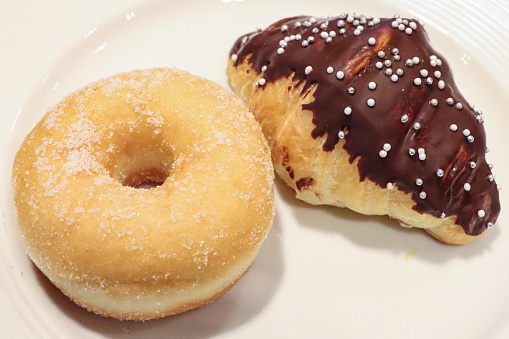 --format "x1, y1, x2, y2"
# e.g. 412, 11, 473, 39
1, 0, 508, 337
